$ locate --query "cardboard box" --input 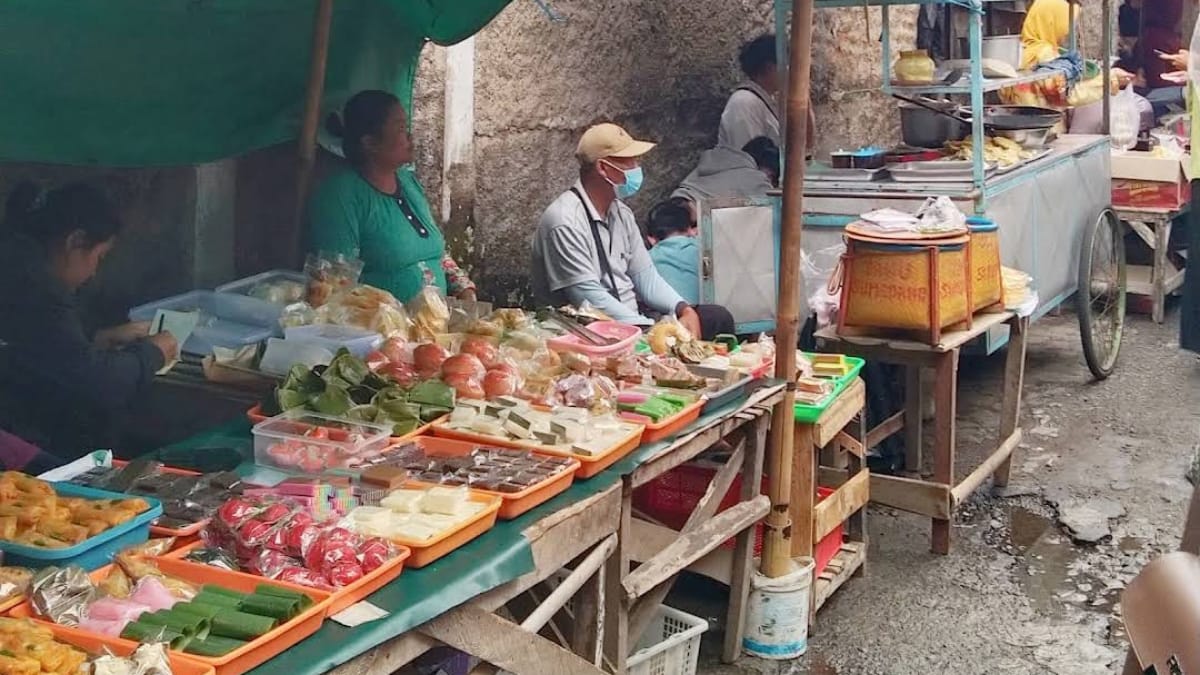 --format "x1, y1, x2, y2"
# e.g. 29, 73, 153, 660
1111, 151, 1193, 210
1122, 552, 1200, 674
